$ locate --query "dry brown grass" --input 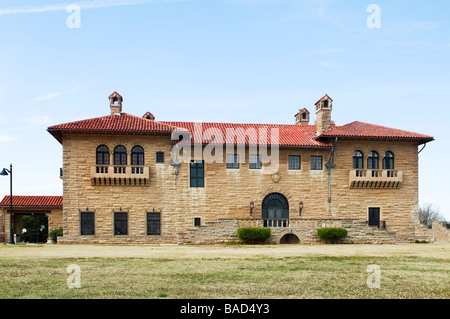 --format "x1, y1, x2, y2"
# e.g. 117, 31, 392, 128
0, 243, 448, 299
